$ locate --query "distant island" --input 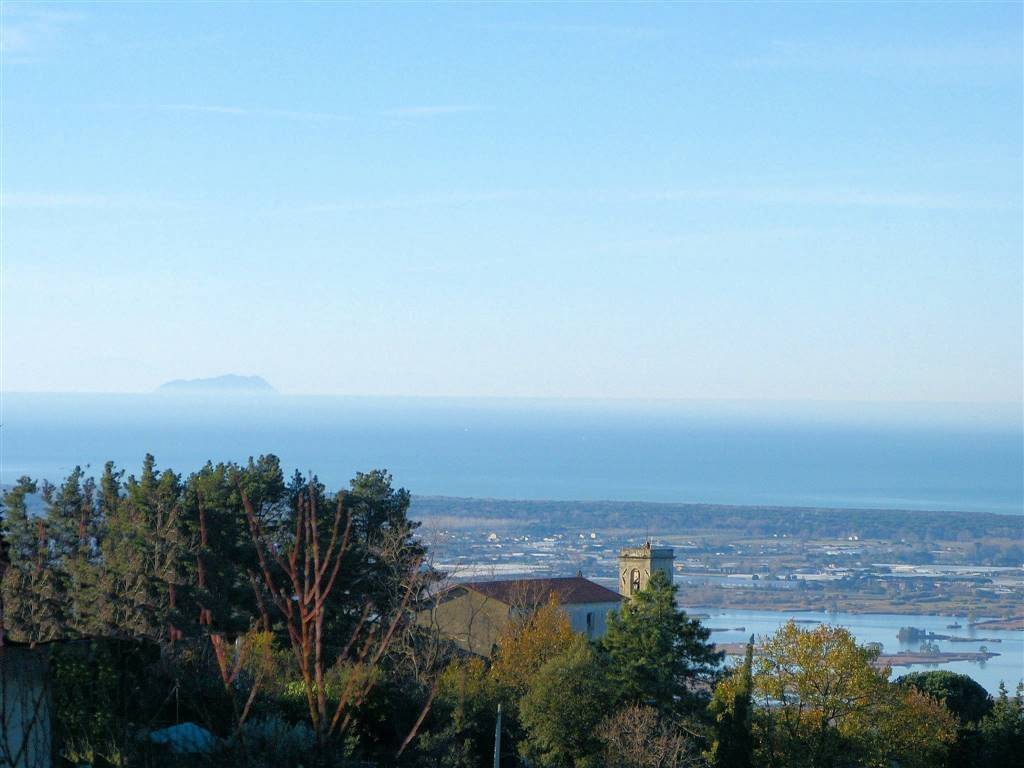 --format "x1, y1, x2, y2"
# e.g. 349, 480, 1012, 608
155, 374, 277, 394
